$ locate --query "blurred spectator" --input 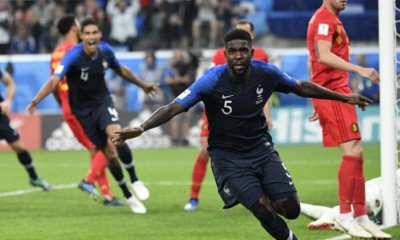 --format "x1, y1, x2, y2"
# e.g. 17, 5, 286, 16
85, 0, 99, 18
138, 50, 171, 112
74, 3, 89, 22
154, 0, 183, 49
55, 0, 77, 13
9, 23, 37, 54
27, 0, 56, 53
215, 0, 232, 35
94, 7, 111, 43
191, 0, 220, 48
165, 49, 198, 145
25, 9, 46, 53
107, 0, 140, 51
179, 0, 197, 48
0, 0, 12, 54
139, 0, 156, 37
350, 54, 380, 104
29, 0, 56, 30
